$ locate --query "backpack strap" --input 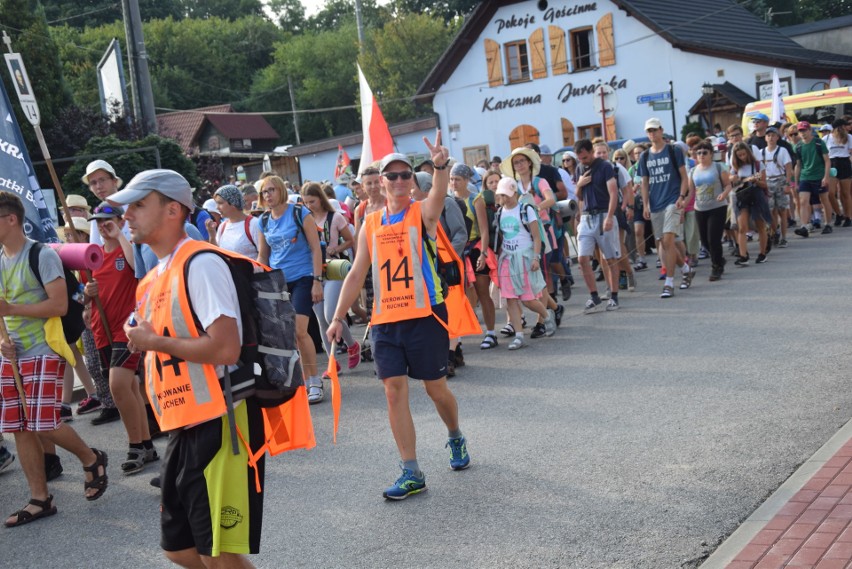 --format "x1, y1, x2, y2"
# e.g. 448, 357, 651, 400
28, 242, 43, 287
260, 205, 307, 240
243, 217, 255, 247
